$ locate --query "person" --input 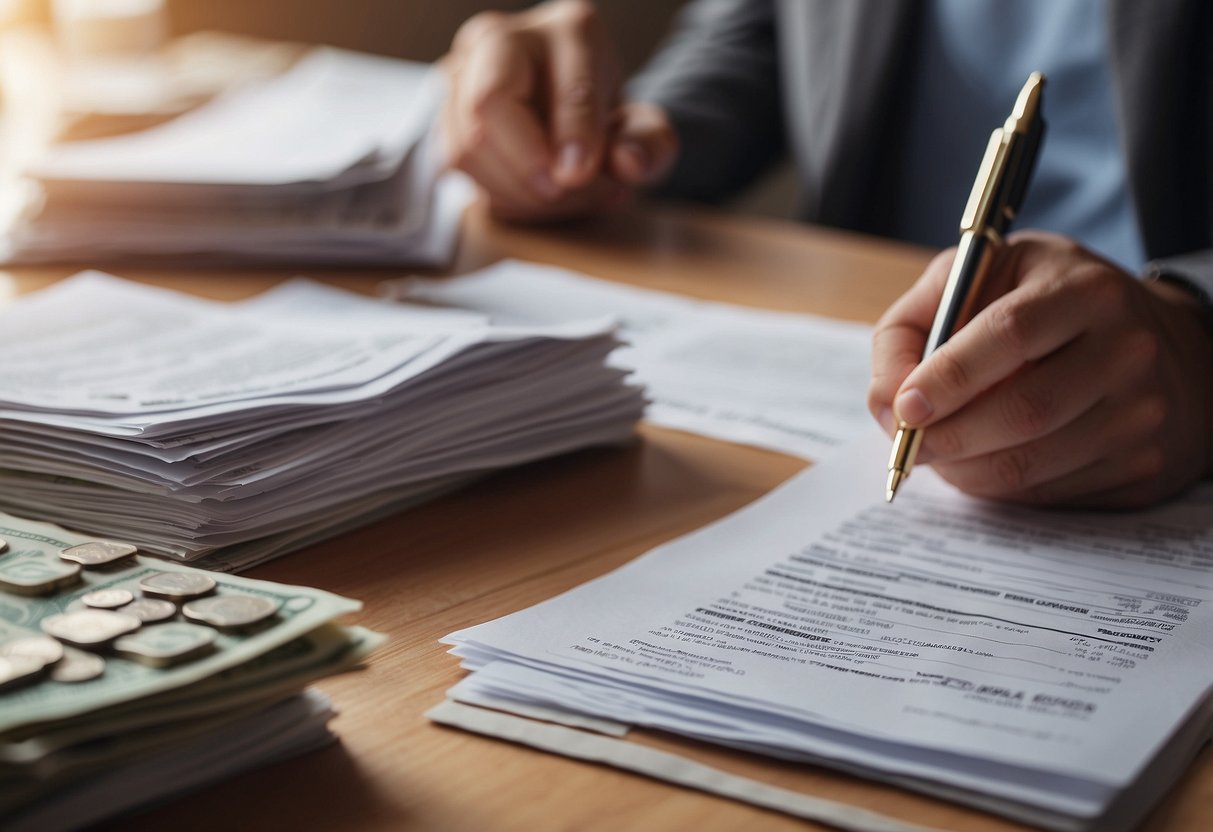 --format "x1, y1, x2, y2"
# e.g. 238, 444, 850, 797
438, 0, 1213, 509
